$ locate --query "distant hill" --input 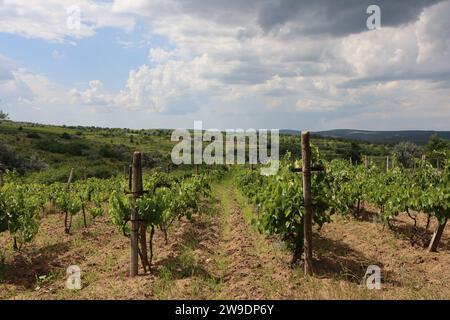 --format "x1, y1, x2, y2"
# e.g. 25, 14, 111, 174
311, 129, 450, 145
